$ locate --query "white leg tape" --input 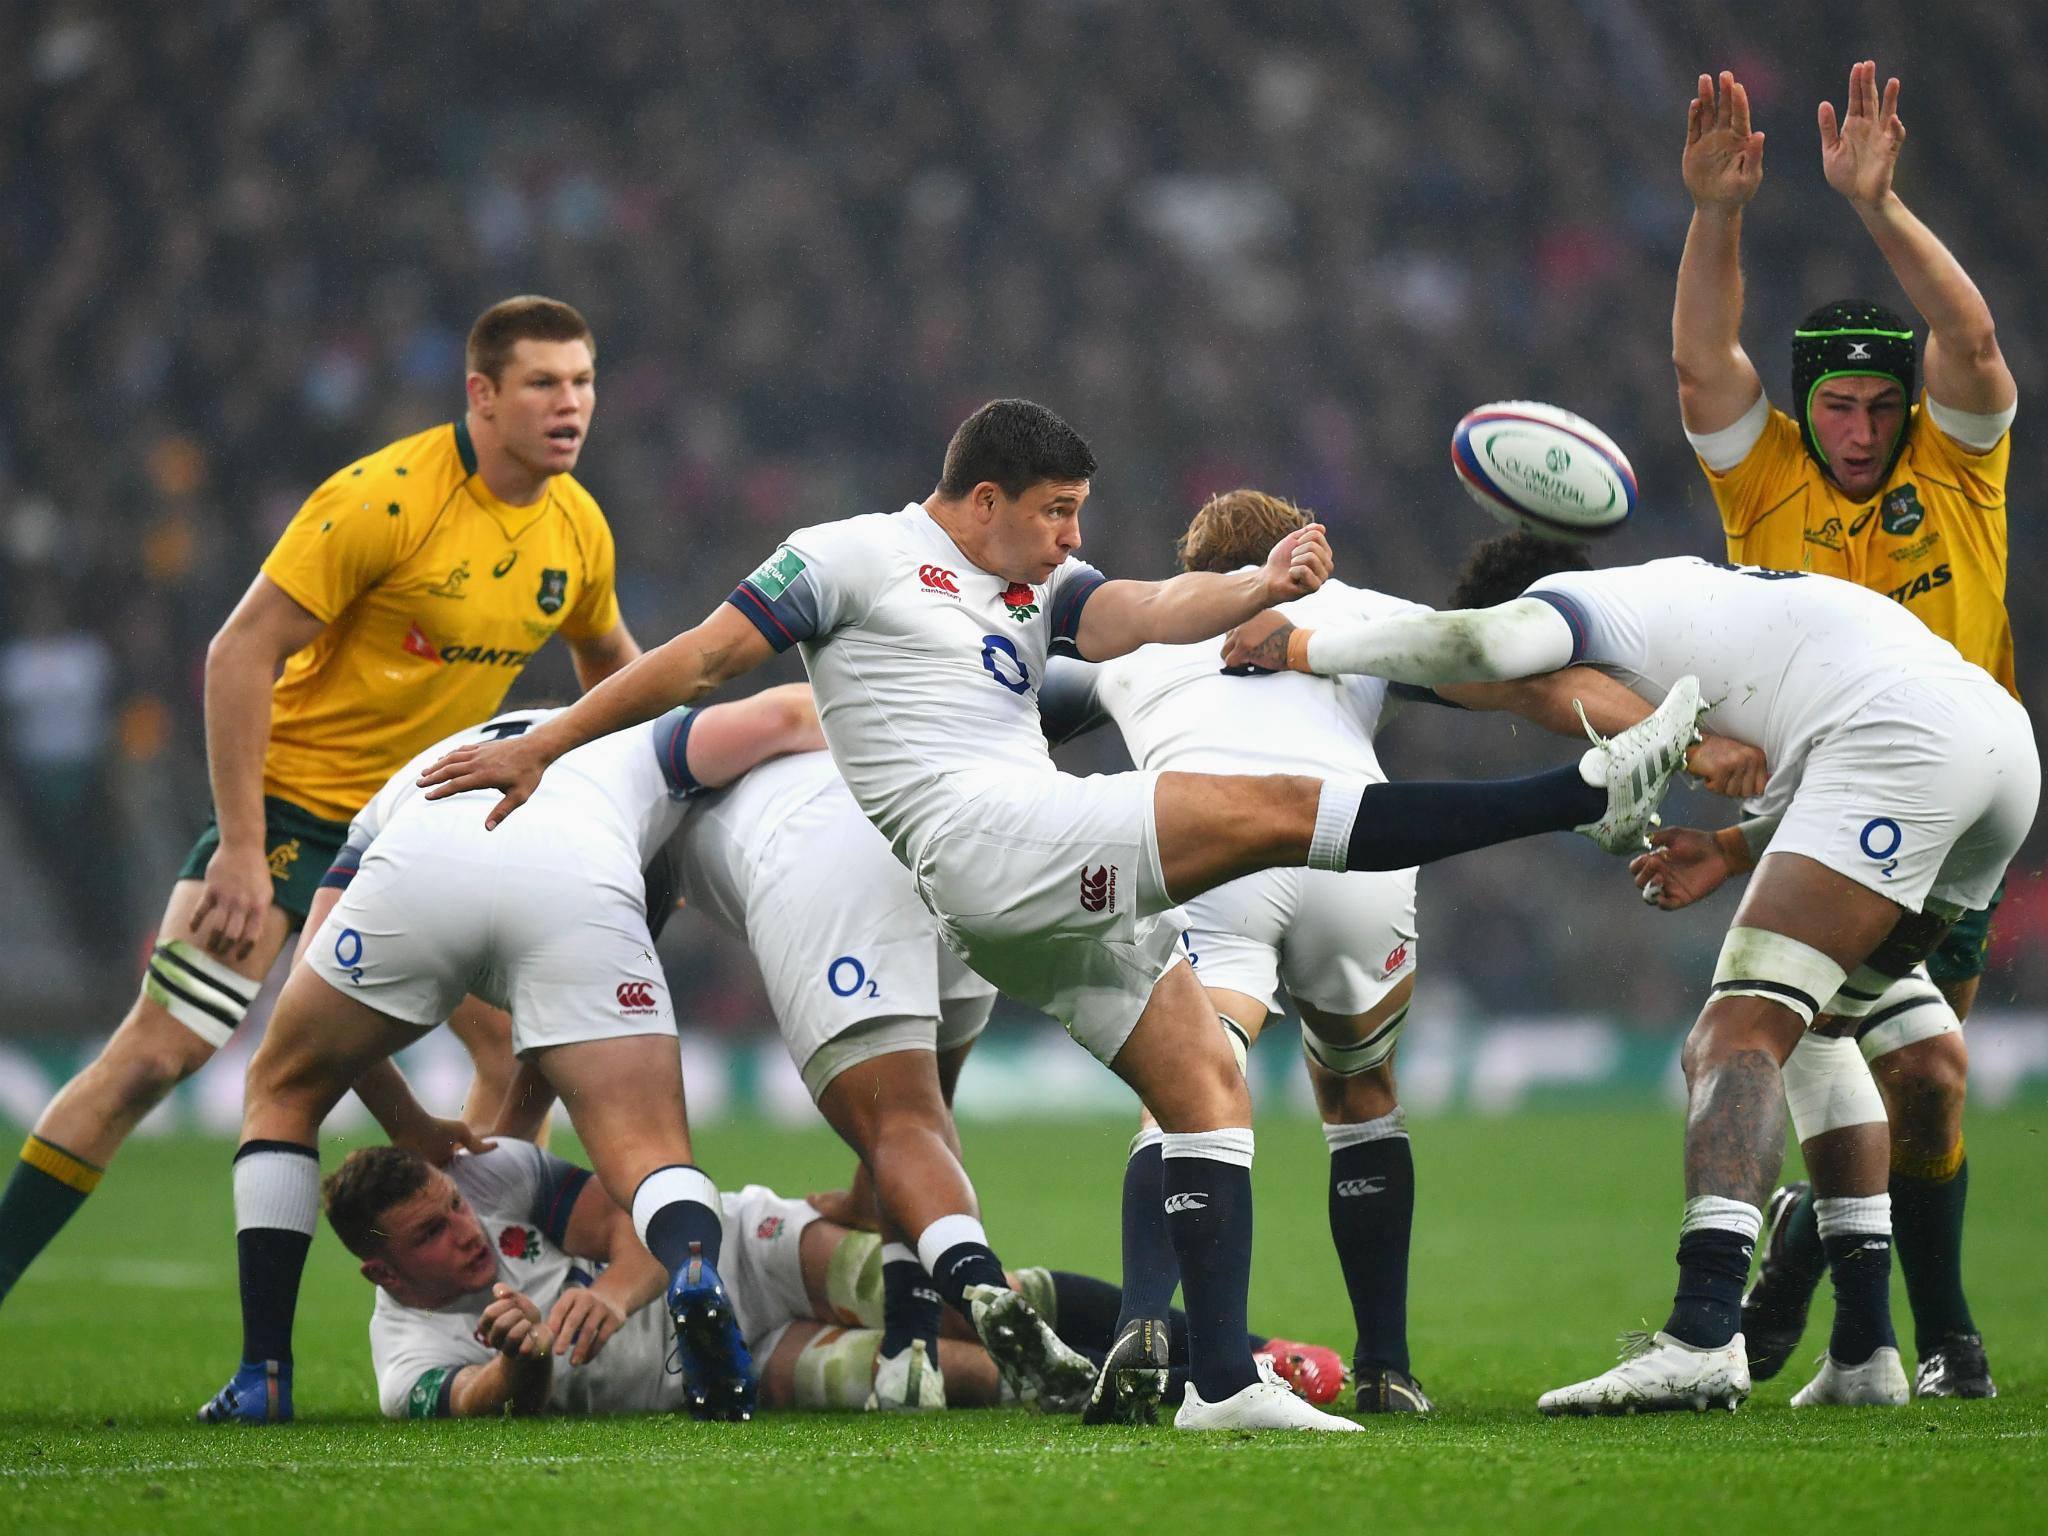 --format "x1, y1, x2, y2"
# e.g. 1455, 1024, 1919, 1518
1302, 1006, 1407, 1077
1849, 967, 1961, 1063
1815, 1193, 1892, 1240
1680, 1194, 1761, 1241
143, 939, 259, 1049
825, 1231, 884, 1326
1781, 1032, 1887, 1142
793, 1327, 884, 1410
1218, 1012, 1251, 1077
1308, 778, 1366, 872
1709, 927, 1847, 1028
